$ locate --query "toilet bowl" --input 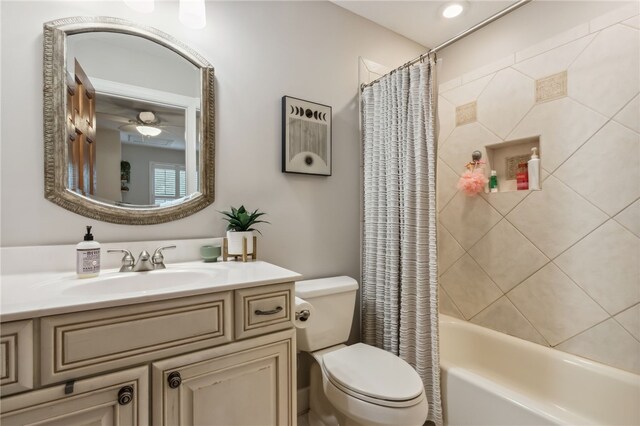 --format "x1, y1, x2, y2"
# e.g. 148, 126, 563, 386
296, 277, 429, 426
314, 344, 428, 426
